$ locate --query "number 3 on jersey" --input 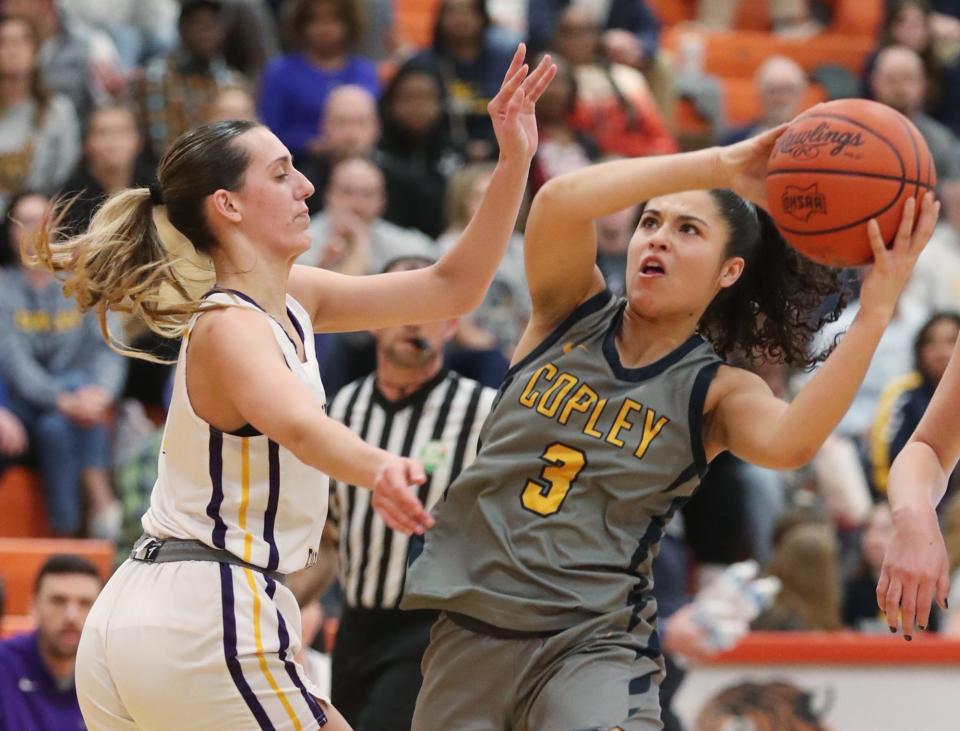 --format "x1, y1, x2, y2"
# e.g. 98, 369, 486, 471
521, 443, 587, 516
